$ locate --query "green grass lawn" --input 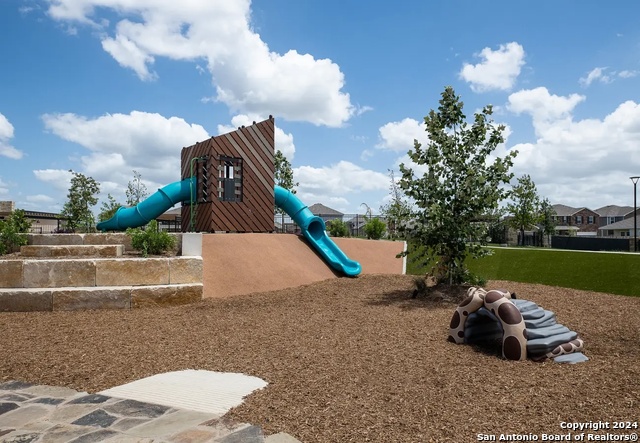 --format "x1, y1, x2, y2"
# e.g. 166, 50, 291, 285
407, 245, 640, 297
